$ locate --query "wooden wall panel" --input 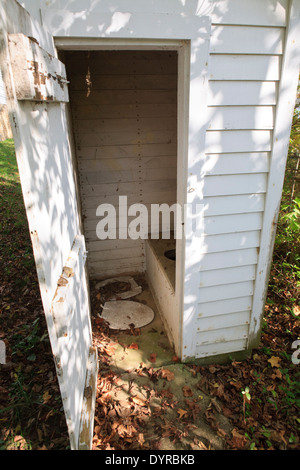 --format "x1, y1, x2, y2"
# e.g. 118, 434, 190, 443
210, 0, 288, 27
193, 19, 285, 358
66, 50, 177, 278
210, 25, 284, 55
